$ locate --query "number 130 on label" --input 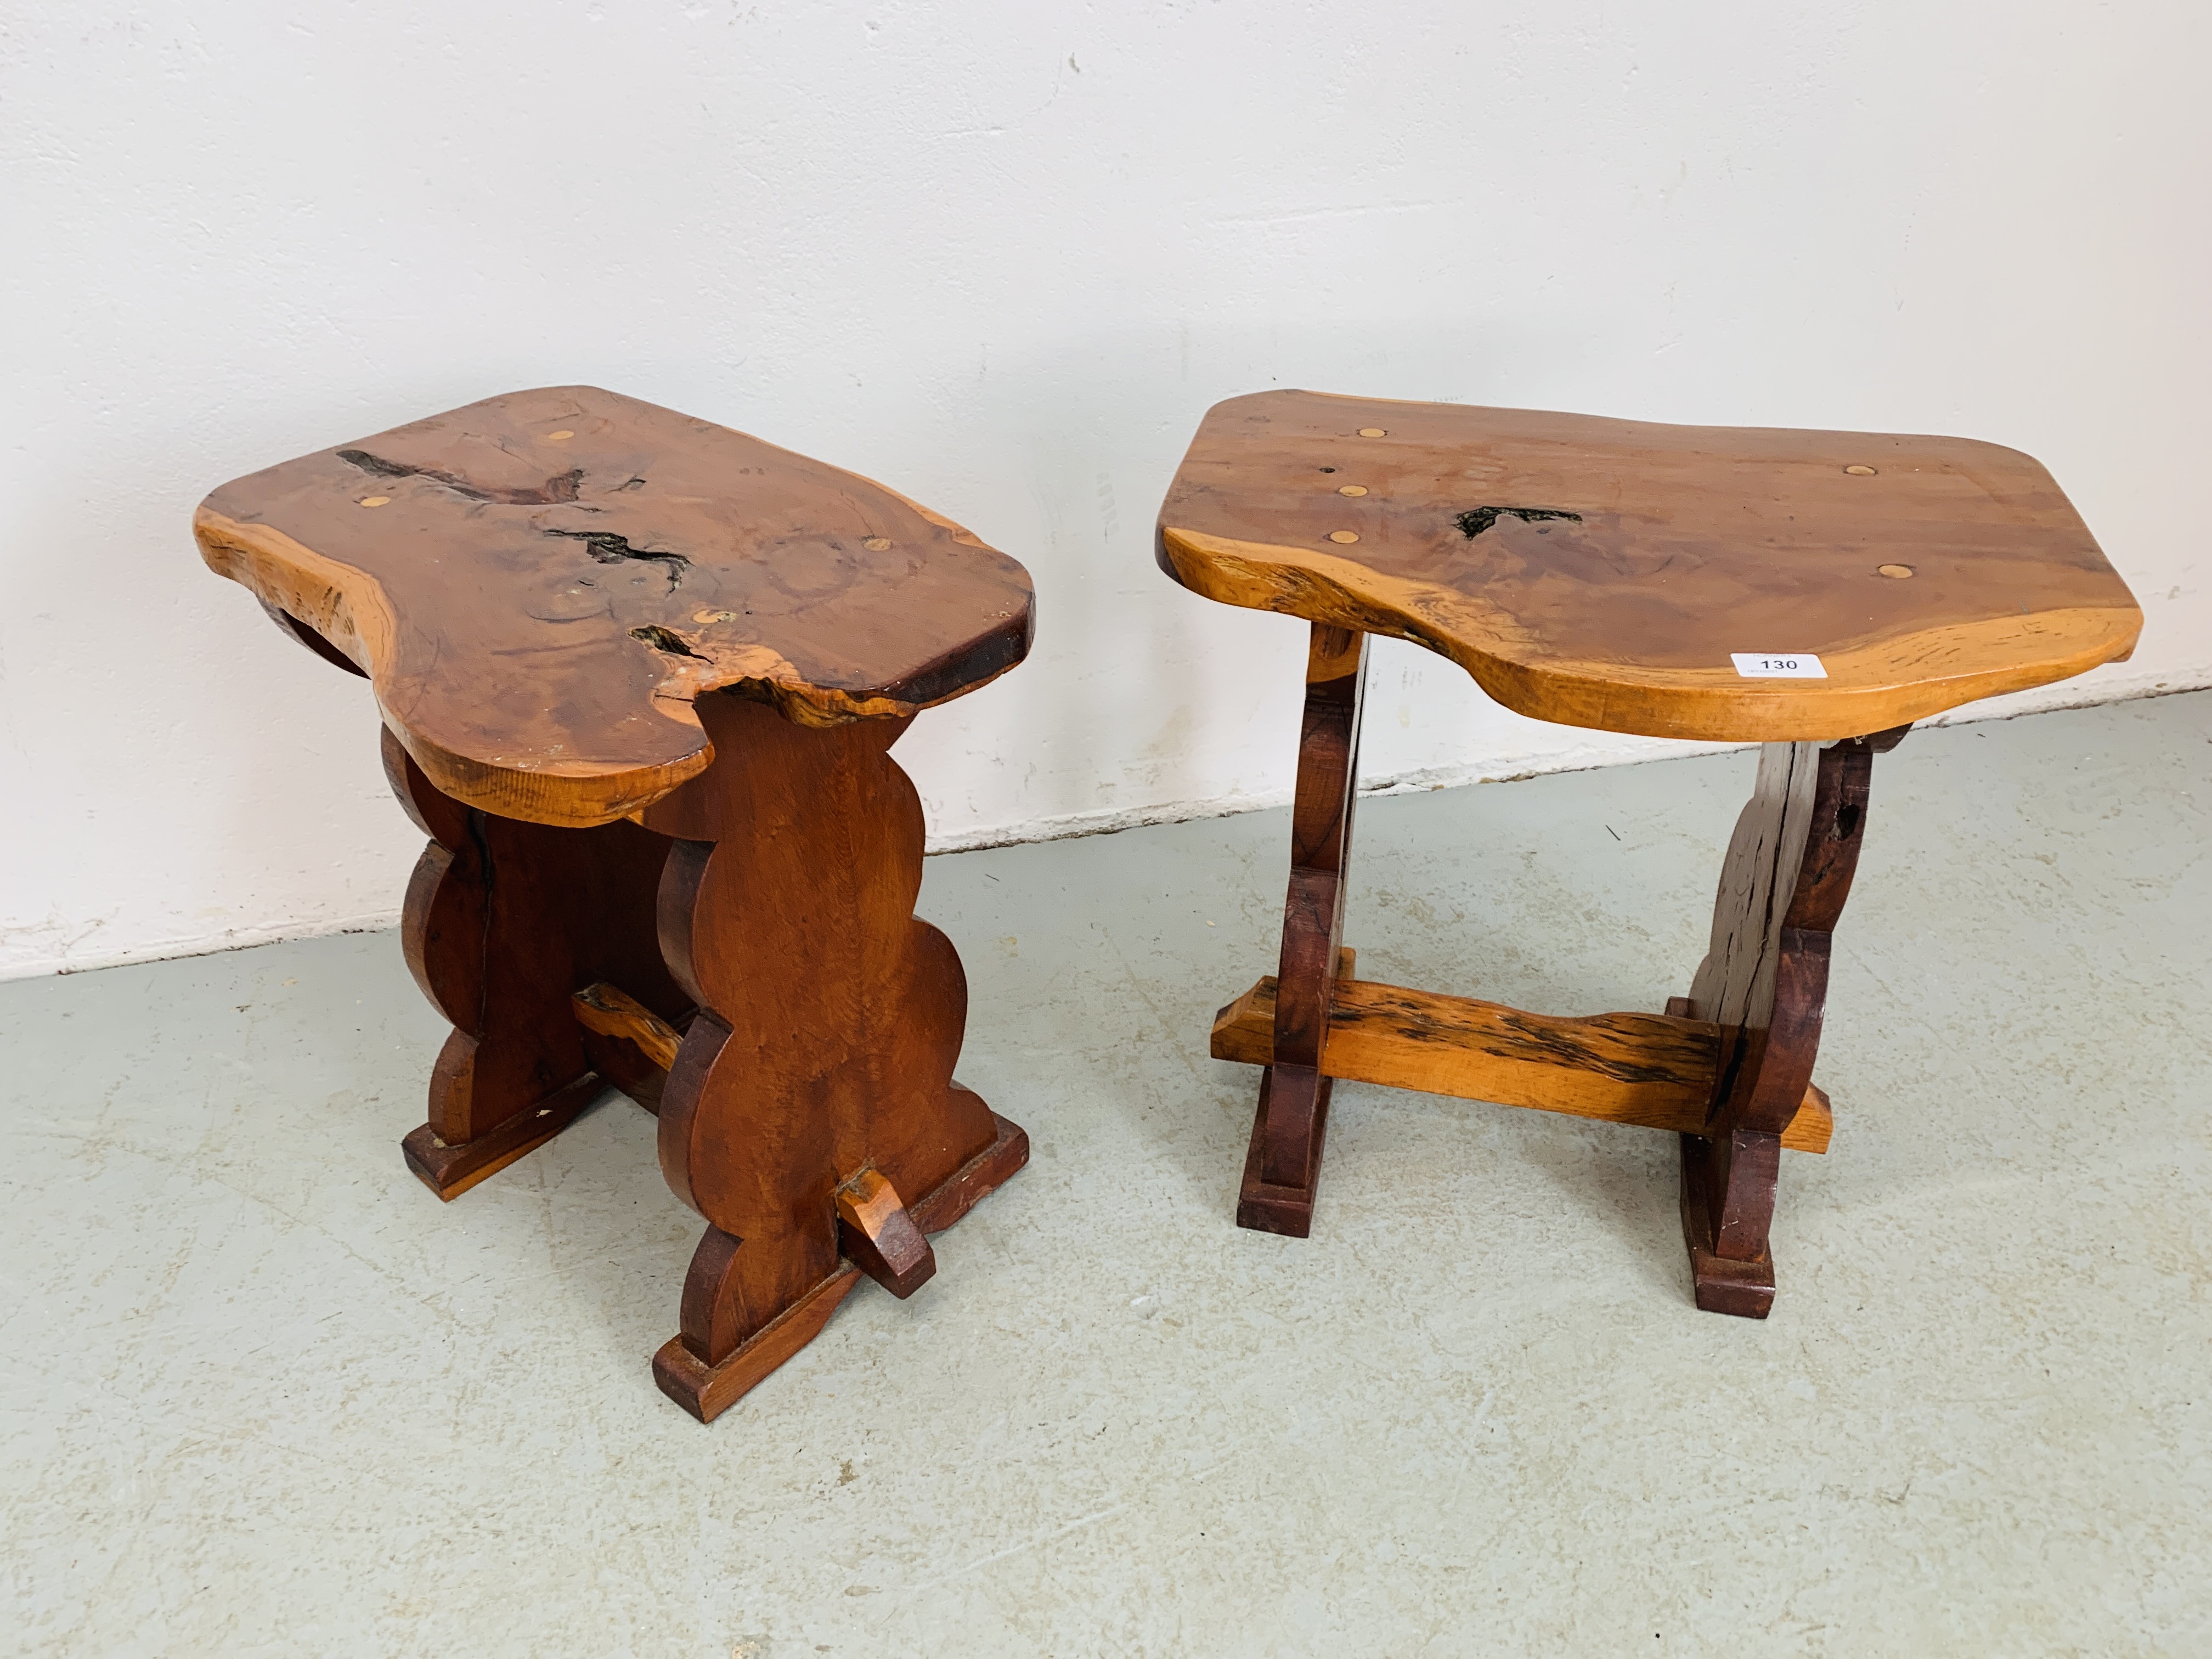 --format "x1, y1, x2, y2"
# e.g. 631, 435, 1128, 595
1730, 653, 1828, 679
